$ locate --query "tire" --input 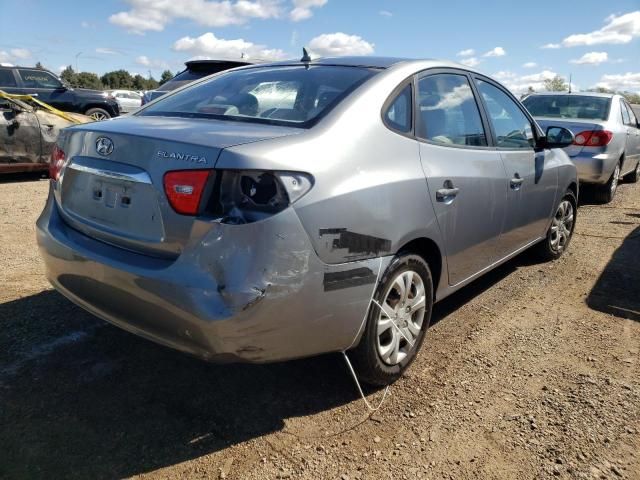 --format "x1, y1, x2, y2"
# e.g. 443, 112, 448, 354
350, 253, 433, 386
594, 162, 621, 203
533, 190, 577, 261
623, 160, 640, 184
85, 108, 111, 121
